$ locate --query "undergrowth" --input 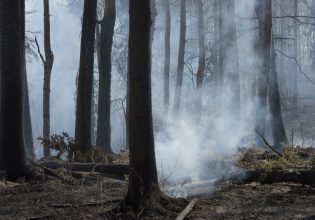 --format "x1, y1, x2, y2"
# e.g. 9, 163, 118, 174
238, 146, 315, 171
38, 132, 117, 163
